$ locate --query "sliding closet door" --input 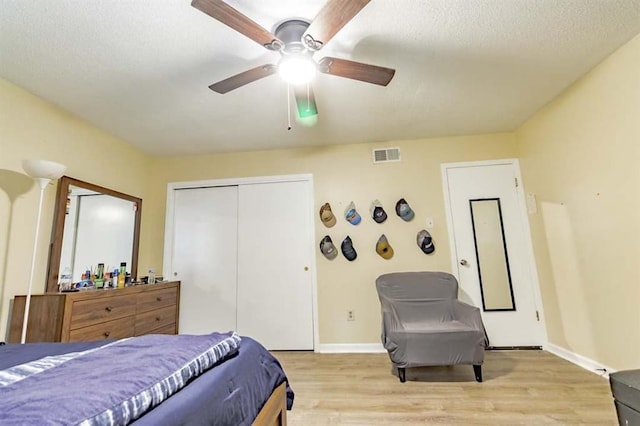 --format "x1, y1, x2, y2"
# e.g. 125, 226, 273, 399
172, 186, 238, 335
236, 181, 314, 350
